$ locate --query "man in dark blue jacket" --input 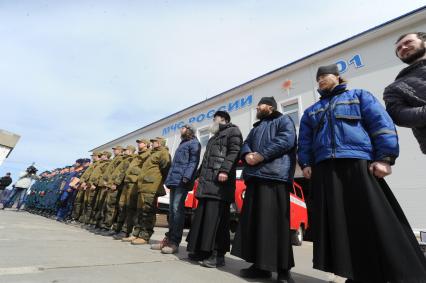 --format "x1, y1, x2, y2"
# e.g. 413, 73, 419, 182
151, 124, 201, 254
231, 96, 296, 283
